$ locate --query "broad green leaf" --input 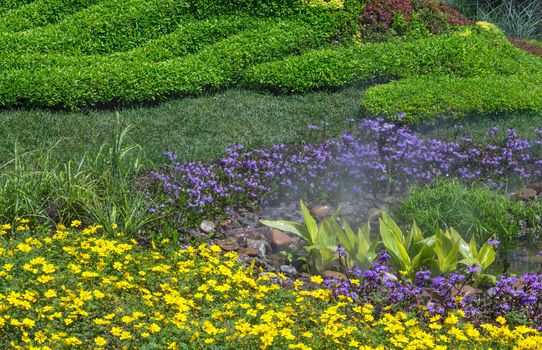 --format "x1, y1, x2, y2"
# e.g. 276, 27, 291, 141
300, 200, 318, 243
260, 220, 310, 242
